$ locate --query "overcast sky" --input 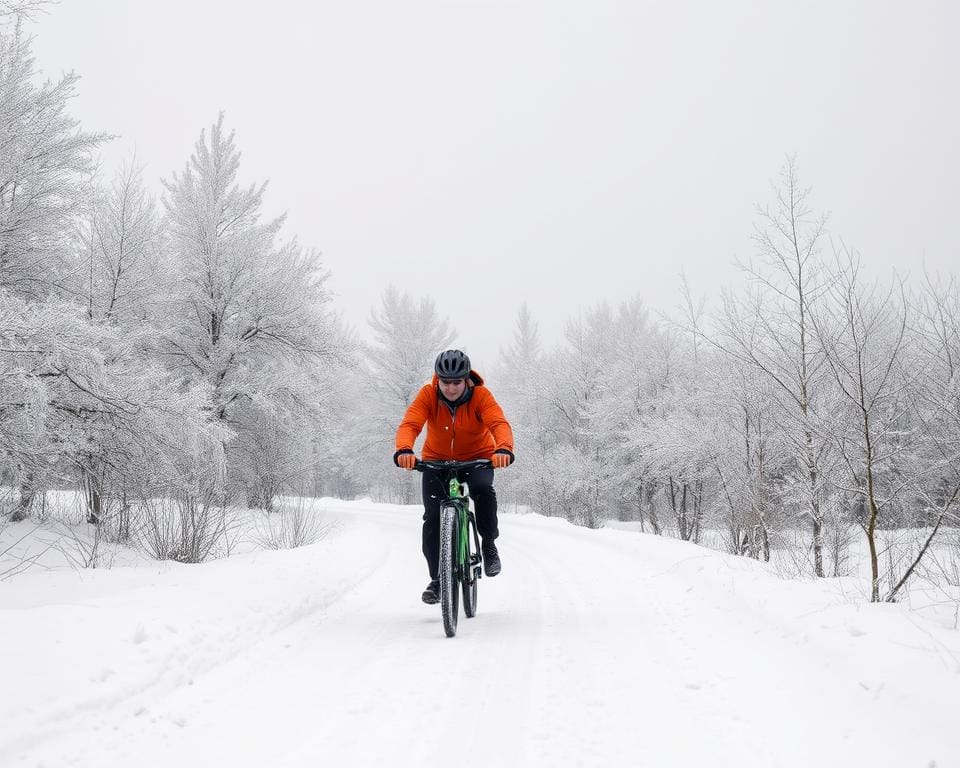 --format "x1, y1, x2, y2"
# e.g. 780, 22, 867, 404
31, 0, 960, 370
